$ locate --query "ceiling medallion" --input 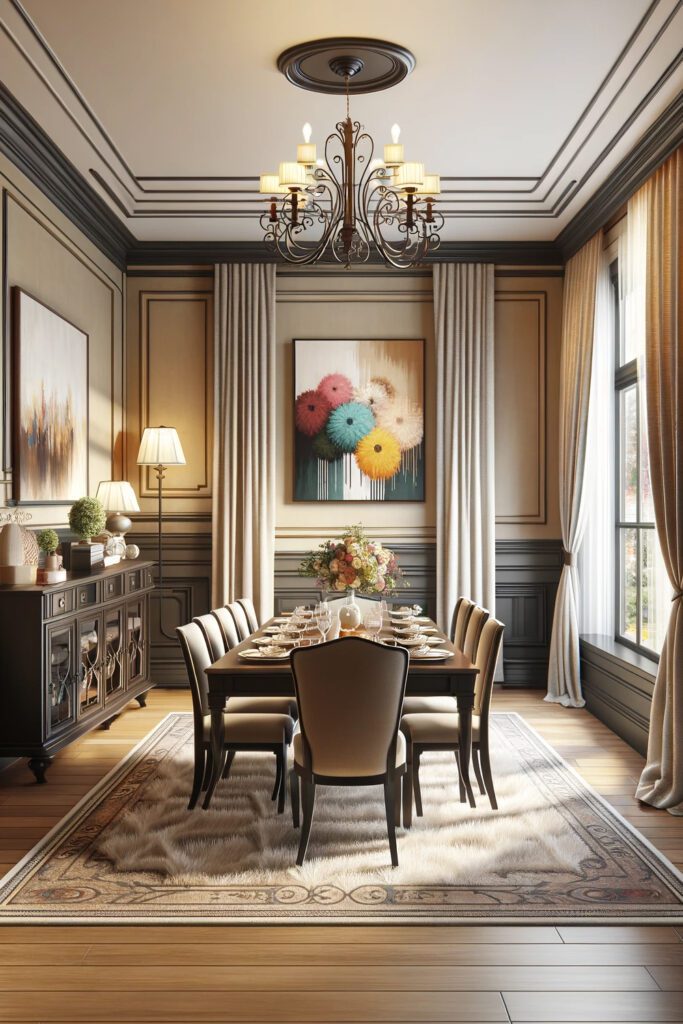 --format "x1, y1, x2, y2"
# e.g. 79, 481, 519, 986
259, 38, 442, 269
